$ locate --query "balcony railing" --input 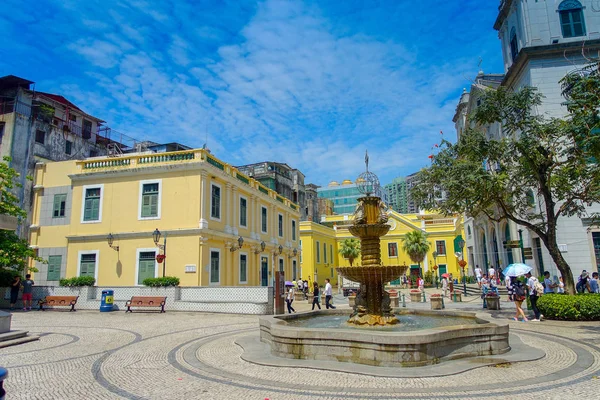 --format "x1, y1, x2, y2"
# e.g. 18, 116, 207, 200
76, 149, 300, 212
